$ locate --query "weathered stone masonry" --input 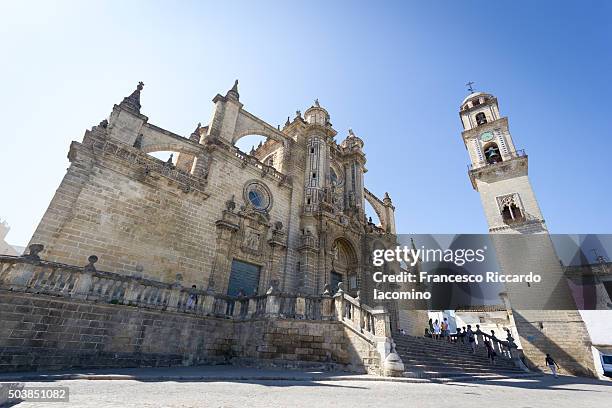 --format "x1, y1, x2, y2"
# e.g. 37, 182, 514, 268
25, 81, 410, 331
0, 254, 397, 374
